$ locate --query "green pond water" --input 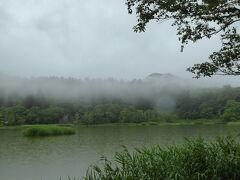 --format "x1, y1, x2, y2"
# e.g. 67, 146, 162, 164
0, 125, 239, 180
